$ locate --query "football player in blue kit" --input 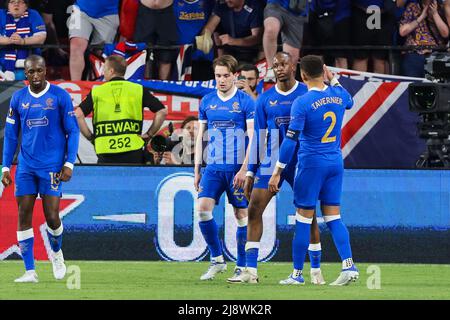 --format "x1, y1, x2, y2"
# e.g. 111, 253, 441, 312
229, 52, 325, 285
269, 55, 359, 286
194, 55, 255, 281
1, 55, 80, 283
